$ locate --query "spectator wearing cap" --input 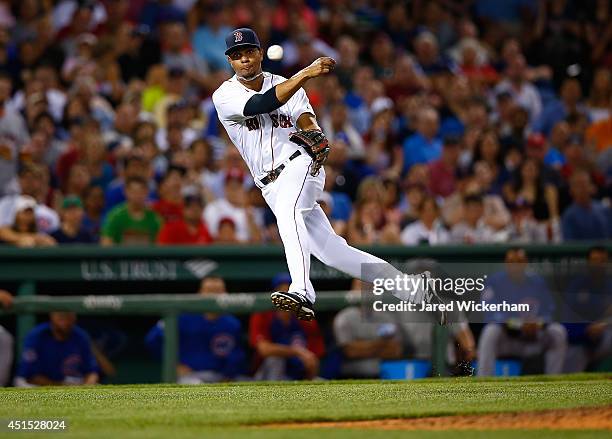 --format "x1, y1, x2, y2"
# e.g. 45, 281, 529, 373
402, 106, 442, 174
0, 195, 56, 247
215, 217, 239, 244
0, 164, 60, 236
145, 276, 246, 383
0, 71, 30, 196
561, 169, 612, 241
203, 168, 262, 243
101, 176, 162, 246
51, 196, 95, 244
151, 165, 186, 223
428, 135, 461, 198
249, 273, 324, 381
157, 191, 212, 245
